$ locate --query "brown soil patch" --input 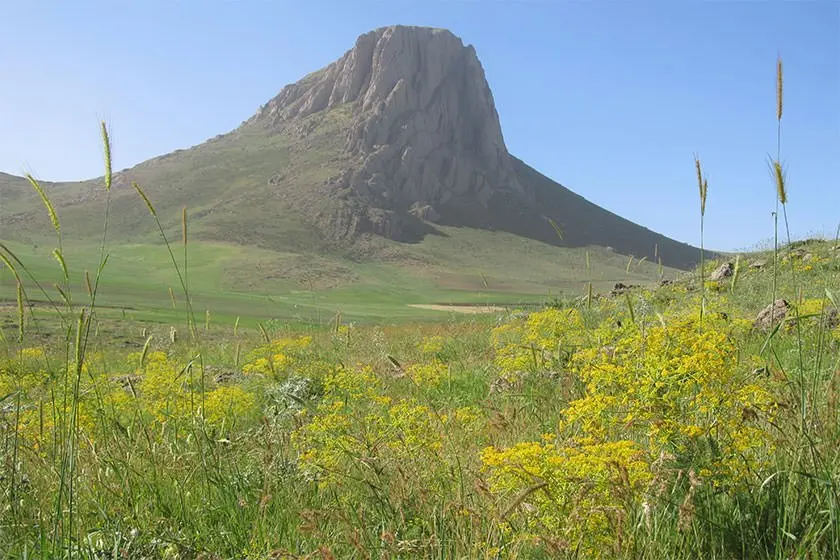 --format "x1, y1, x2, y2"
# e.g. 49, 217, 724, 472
408, 304, 505, 314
